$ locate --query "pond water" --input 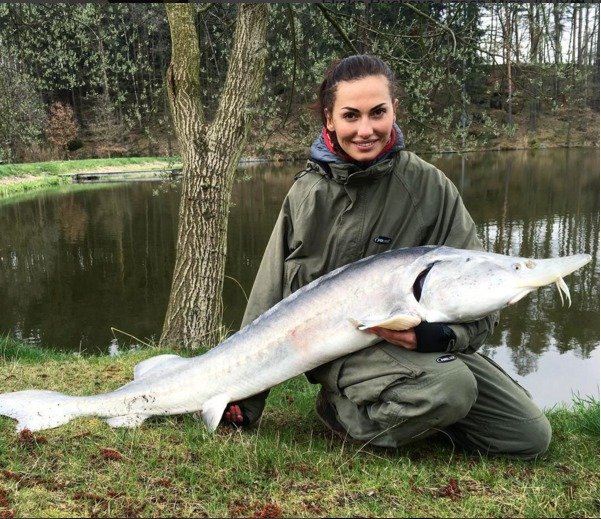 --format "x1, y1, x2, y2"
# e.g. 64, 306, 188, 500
0, 149, 598, 408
